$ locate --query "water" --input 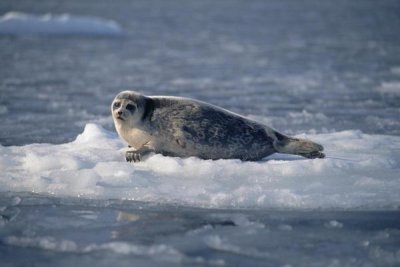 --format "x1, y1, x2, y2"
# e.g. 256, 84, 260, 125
1, 0, 400, 145
1, 193, 400, 267
1, 0, 400, 266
